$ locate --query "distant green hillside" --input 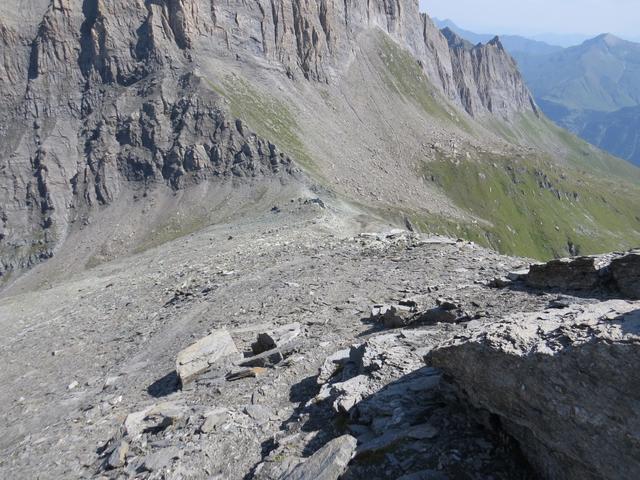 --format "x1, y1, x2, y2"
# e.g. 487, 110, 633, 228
374, 36, 640, 259
512, 34, 640, 166
515, 34, 640, 113
578, 106, 640, 166
411, 115, 640, 259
